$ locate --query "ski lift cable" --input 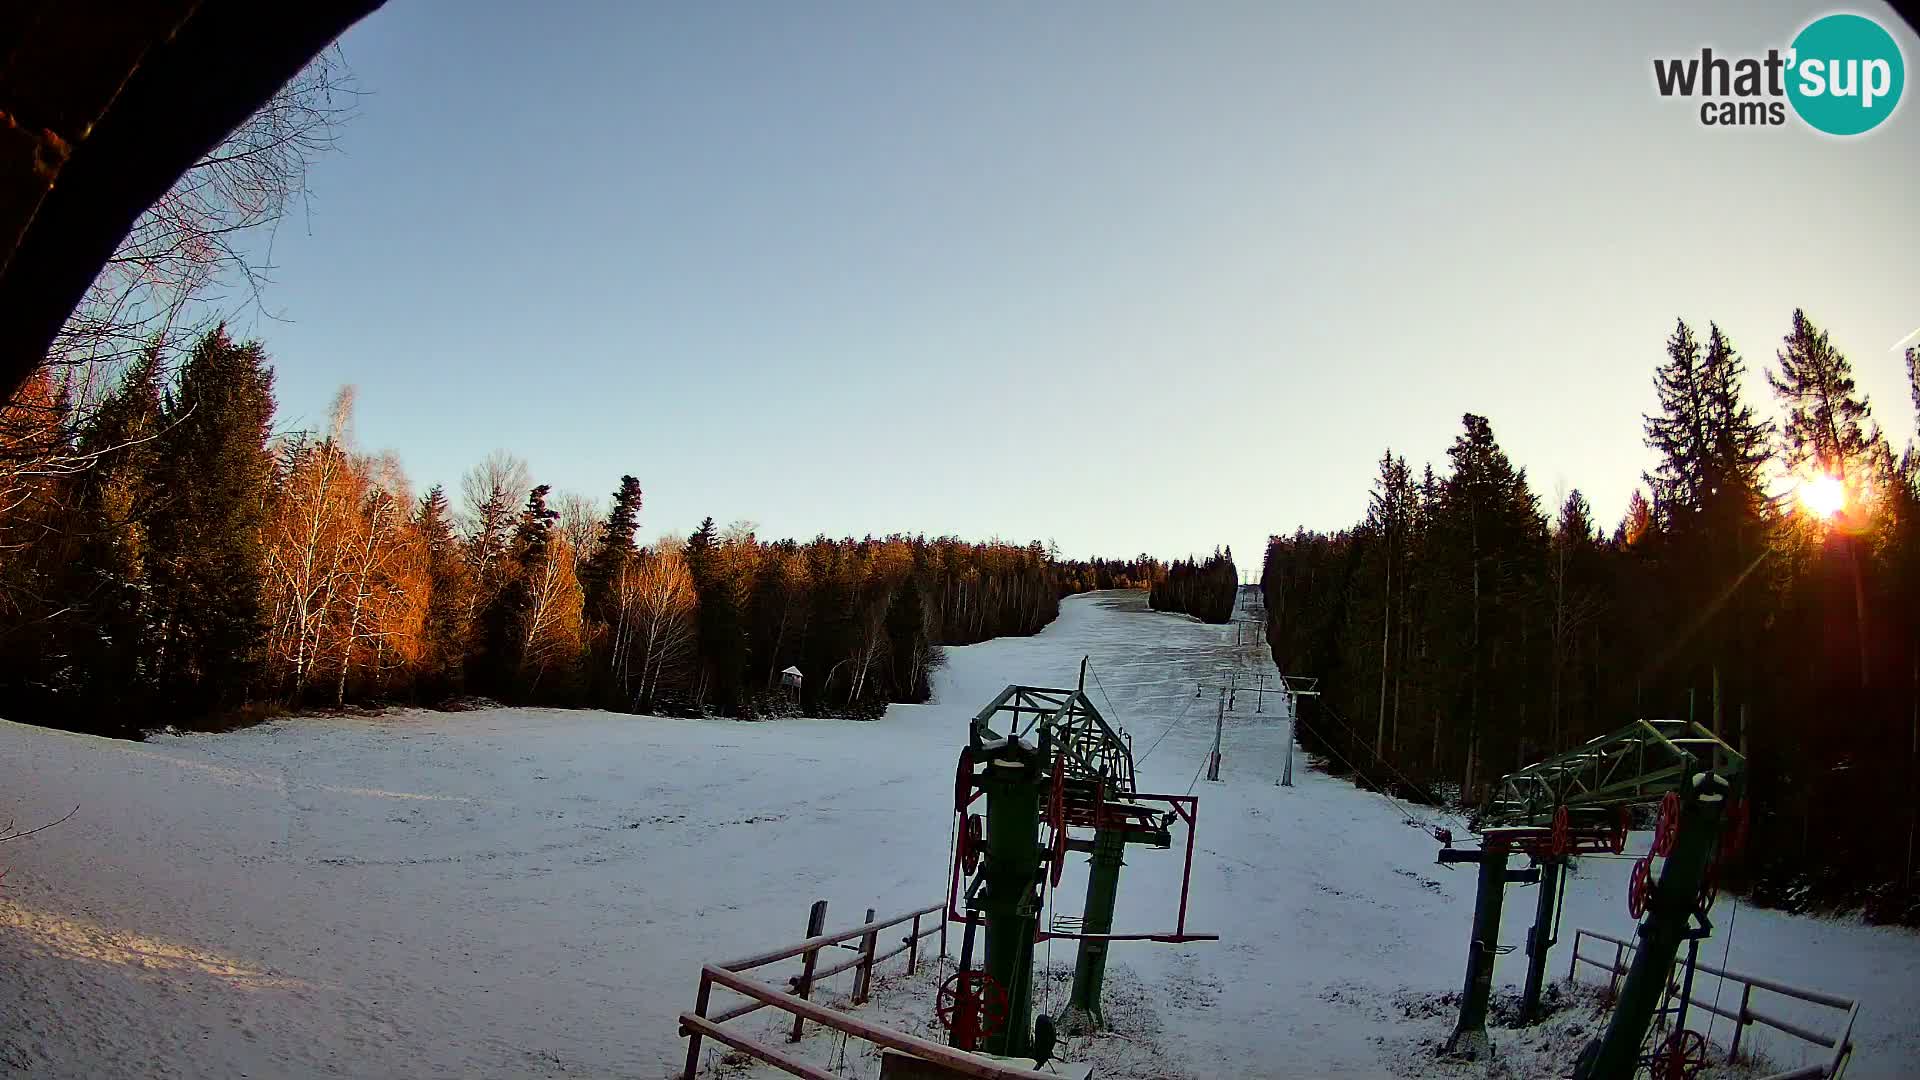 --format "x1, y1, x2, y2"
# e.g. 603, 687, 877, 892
1706, 895, 1742, 1048
1290, 712, 1439, 832
1134, 690, 1203, 766
1185, 744, 1210, 796
1309, 697, 1448, 809
1087, 661, 1126, 733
